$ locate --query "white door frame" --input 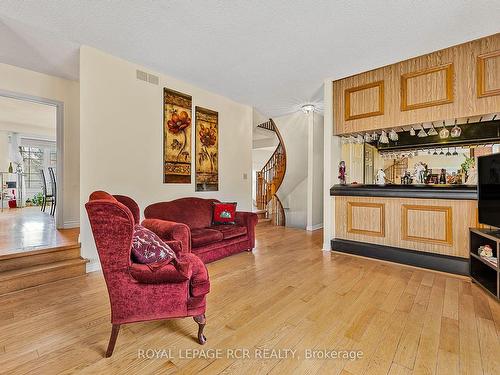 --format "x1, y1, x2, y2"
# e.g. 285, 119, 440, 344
0, 89, 64, 228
